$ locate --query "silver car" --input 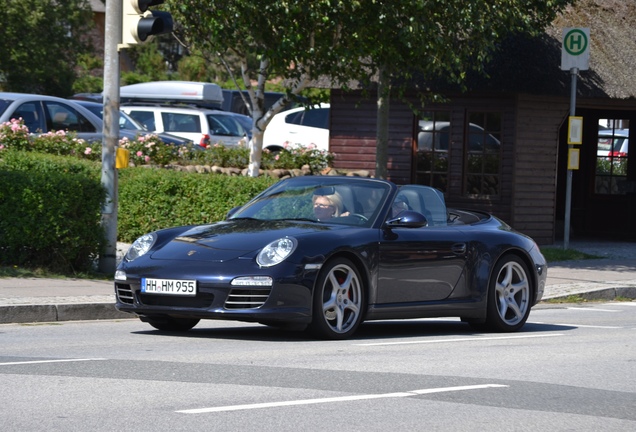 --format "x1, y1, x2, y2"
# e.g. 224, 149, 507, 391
0, 92, 151, 144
